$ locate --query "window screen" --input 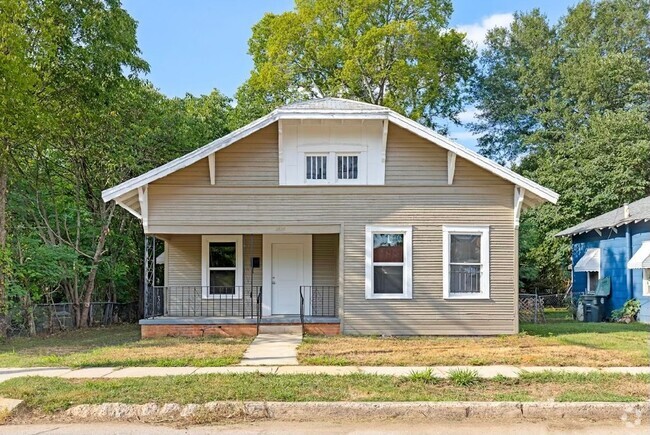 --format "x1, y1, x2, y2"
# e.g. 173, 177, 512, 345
208, 242, 236, 295
449, 234, 482, 294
